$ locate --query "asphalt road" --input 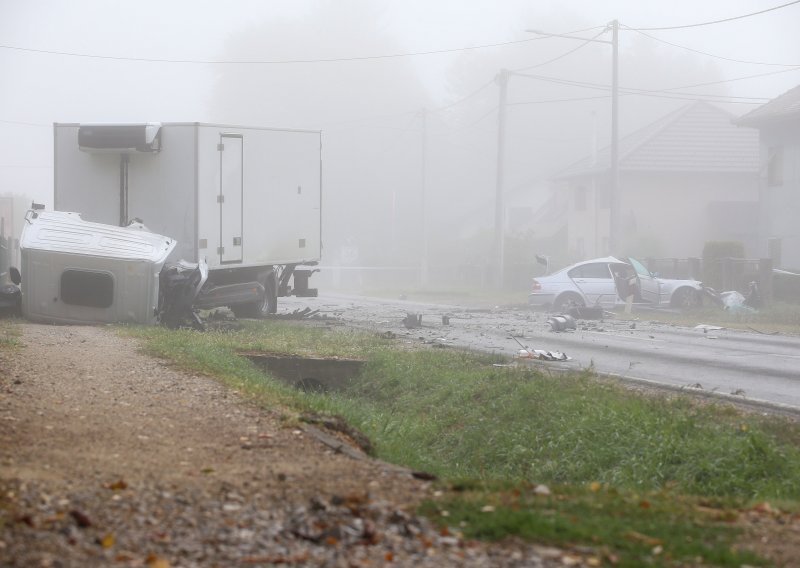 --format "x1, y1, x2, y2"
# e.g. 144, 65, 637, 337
281, 293, 800, 412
